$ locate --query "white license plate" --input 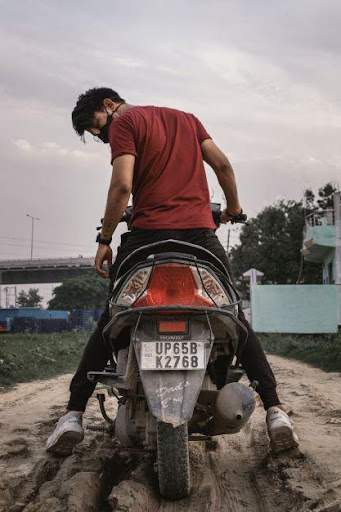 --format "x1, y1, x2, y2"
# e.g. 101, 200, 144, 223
140, 341, 205, 370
